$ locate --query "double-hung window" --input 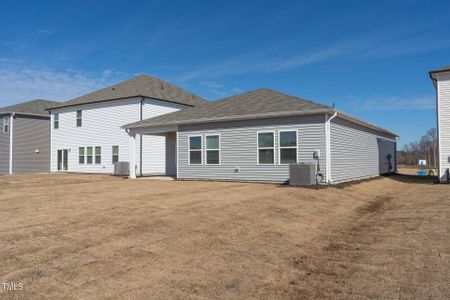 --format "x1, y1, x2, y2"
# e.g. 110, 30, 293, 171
112, 146, 119, 164
3, 116, 9, 133
79, 147, 85, 164
279, 131, 297, 164
95, 146, 101, 164
206, 135, 220, 165
53, 113, 59, 129
189, 136, 202, 165
258, 132, 275, 164
76, 110, 82, 127
86, 147, 93, 164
